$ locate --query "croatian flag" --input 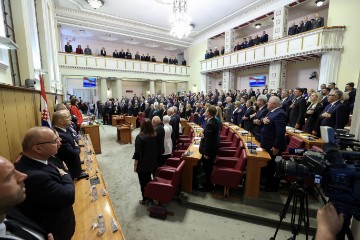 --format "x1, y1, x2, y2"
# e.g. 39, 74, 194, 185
40, 75, 51, 127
